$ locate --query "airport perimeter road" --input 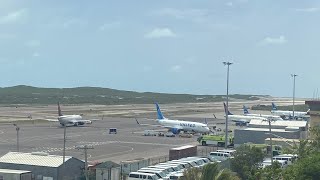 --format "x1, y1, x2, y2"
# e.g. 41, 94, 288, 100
0, 117, 203, 163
